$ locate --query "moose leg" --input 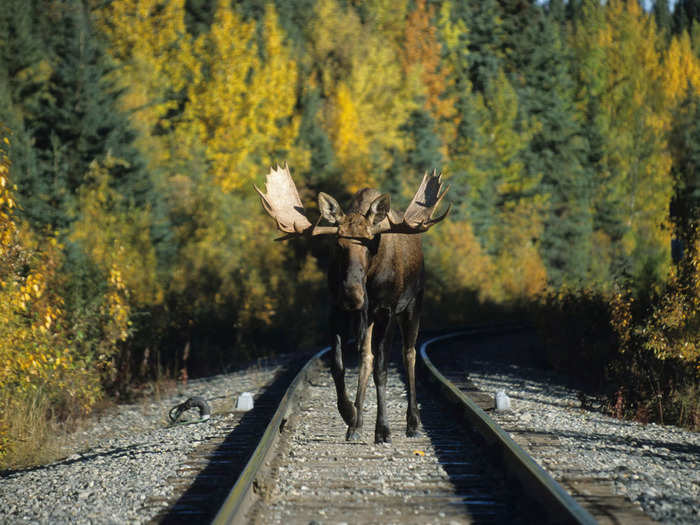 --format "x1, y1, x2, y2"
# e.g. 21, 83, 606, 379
346, 322, 374, 440
373, 311, 393, 443
330, 309, 356, 427
398, 299, 422, 437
